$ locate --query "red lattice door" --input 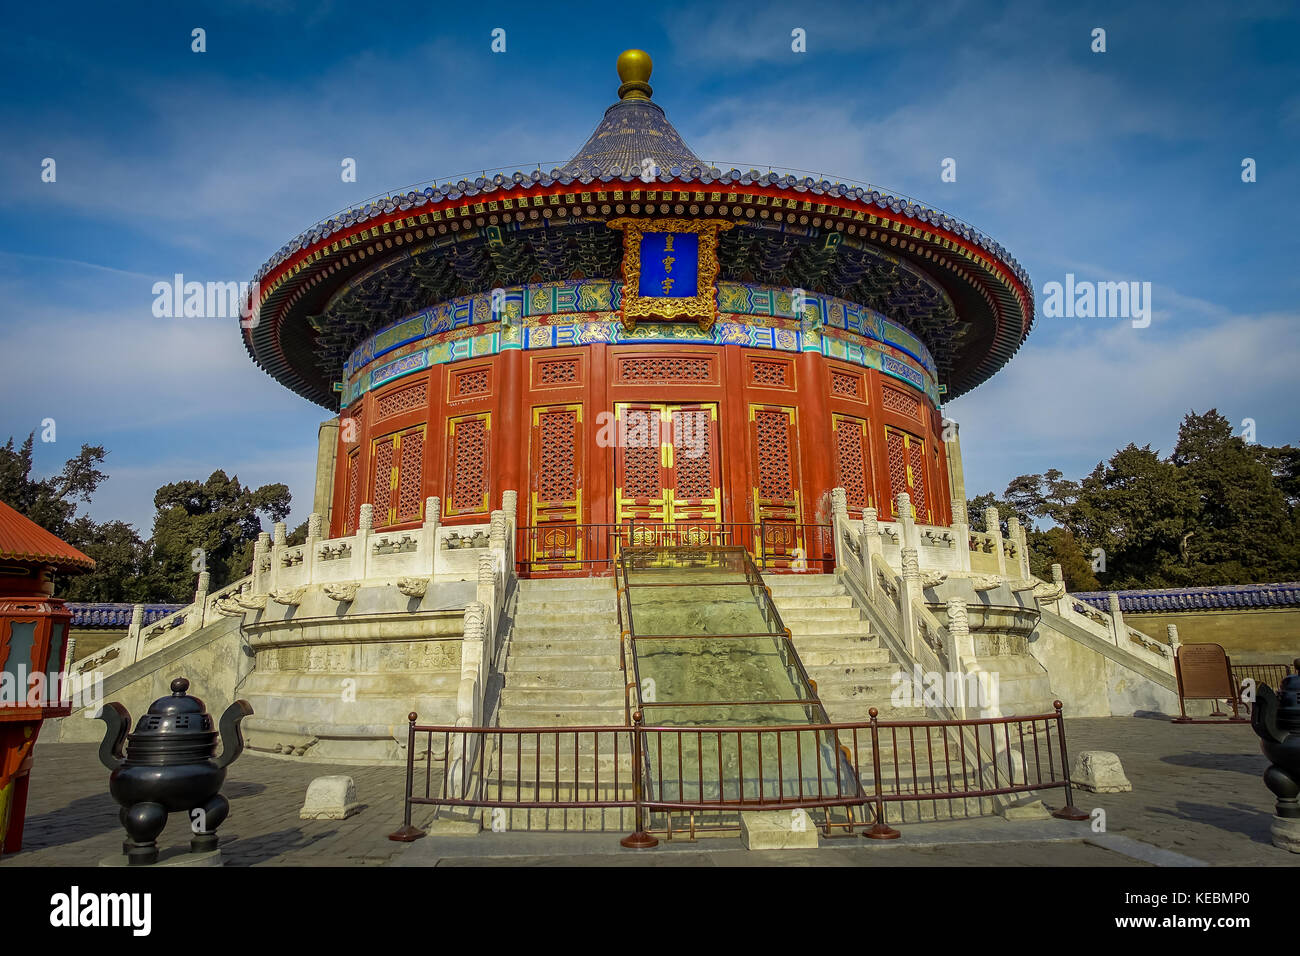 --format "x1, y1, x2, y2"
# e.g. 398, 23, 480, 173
666, 404, 721, 545
750, 404, 803, 567
884, 425, 929, 521
614, 403, 723, 546
615, 403, 668, 545
444, 413, 491, 518
832, 413, 873, 518
371, 426, 426, 527
529, 404, 584, 570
